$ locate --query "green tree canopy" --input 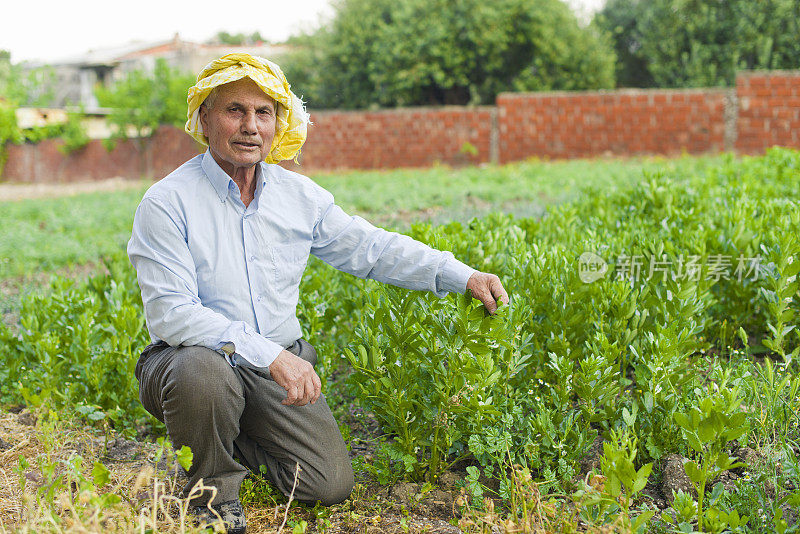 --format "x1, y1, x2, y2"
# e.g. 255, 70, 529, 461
595, 0, 800, 88
95, 58, 195, 141
0, 51, 57, 107
0, 50, 27, 105
94, 58, 195, 175
213, 31, 268, 45
1, 51, 87, 163
283, 0, 616, 109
